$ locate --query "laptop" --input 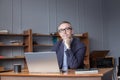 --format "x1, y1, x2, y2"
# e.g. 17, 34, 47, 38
25, 51, 60, 73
